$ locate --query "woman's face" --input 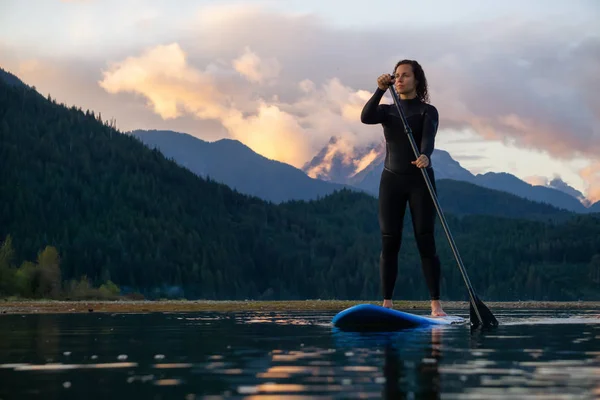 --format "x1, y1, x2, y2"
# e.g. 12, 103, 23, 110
394, 64, 417, 95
